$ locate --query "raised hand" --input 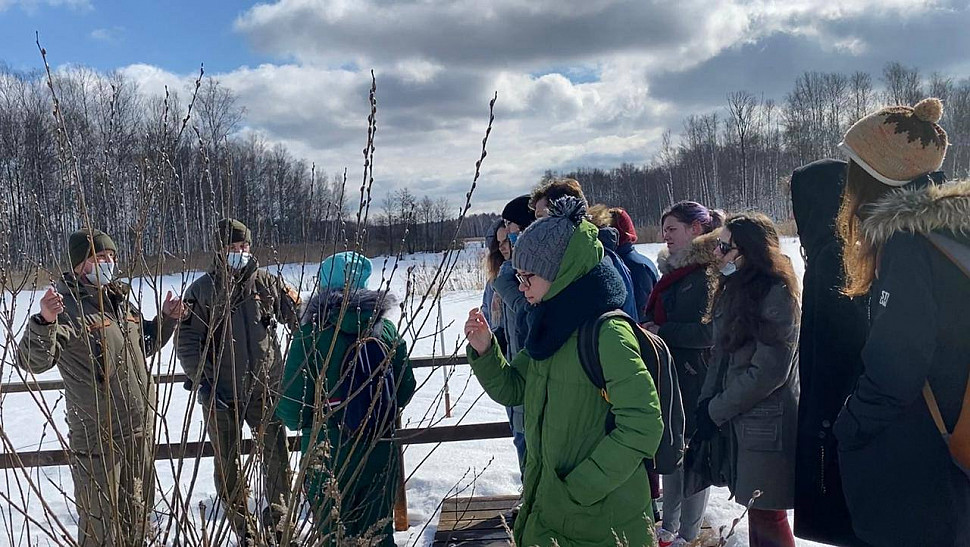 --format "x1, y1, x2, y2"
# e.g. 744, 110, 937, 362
464, 308, 493, 354
39, 287, 65, 323
161, 291, 188, 320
